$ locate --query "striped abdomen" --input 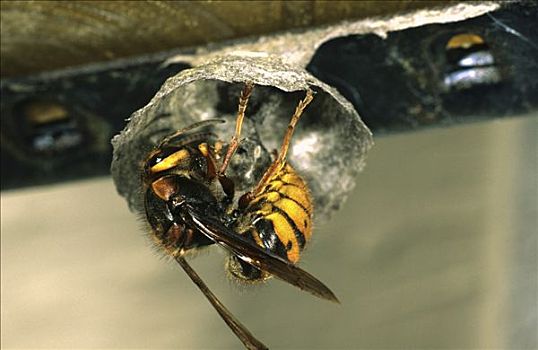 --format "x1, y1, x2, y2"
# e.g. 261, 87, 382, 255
239, 163, 313, 264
